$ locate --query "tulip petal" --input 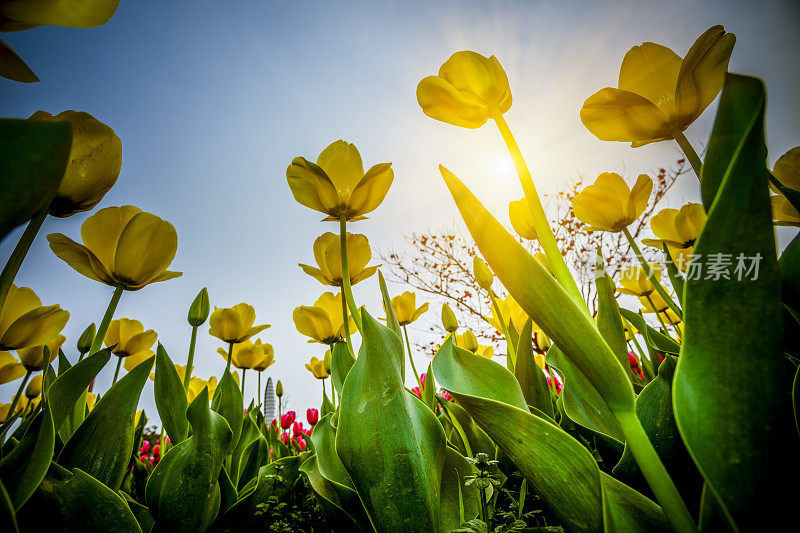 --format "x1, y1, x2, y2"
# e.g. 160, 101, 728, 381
112, 212, 178, 289
299, 263, 335, 286
316, 140, 364, 196
122, 330, 157, 357
0, 284, 41, 336
675, 26, 735, 127
293, 306, 334, 343
347, 162, 393, 219
145, 270, 183, 286
46, 233, 112, 285
80, 205, 141, 272
773, 147, 800, 192
438, 51, 512, 110
240, 324, 270, 343
649, 208, 681, 244
123, 350, 154, 371
286, 157, 340, 216
1, 305, 69, 350
416, 76, 489, 129
627, 174, 653, 221
350, 265, 378, 285
618, 42, 681, 118
580, 87, 673, 144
